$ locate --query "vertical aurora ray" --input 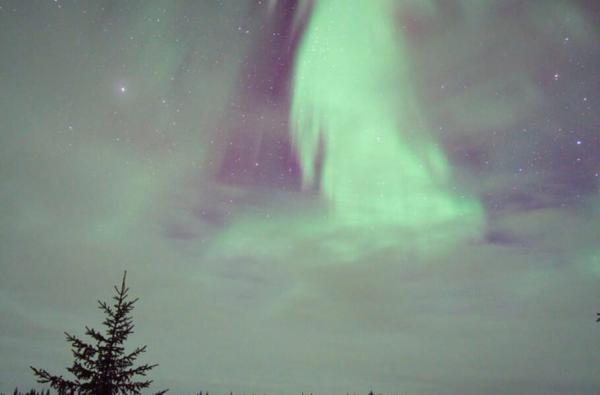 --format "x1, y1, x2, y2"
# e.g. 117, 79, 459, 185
290, 0, 482, 231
